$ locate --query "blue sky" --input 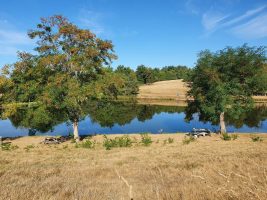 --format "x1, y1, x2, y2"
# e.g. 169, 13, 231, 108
0, 0, 266, 69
